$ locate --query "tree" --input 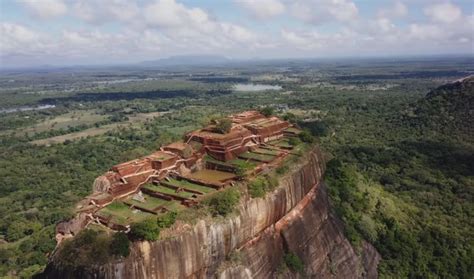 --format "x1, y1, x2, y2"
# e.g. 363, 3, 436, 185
157, 211, 177, 228
214, 118, 232, 134
260, 106, 274, 117
298, 130, 314, 143
206, 189, 240, 216
233, 160, 253, 180
129, 218, 160, 241
288, 137, 300, 146
6, 220, 28, 242
110, 232, 130, 257
284, 253, 304, 273
248, 178, 266, 198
